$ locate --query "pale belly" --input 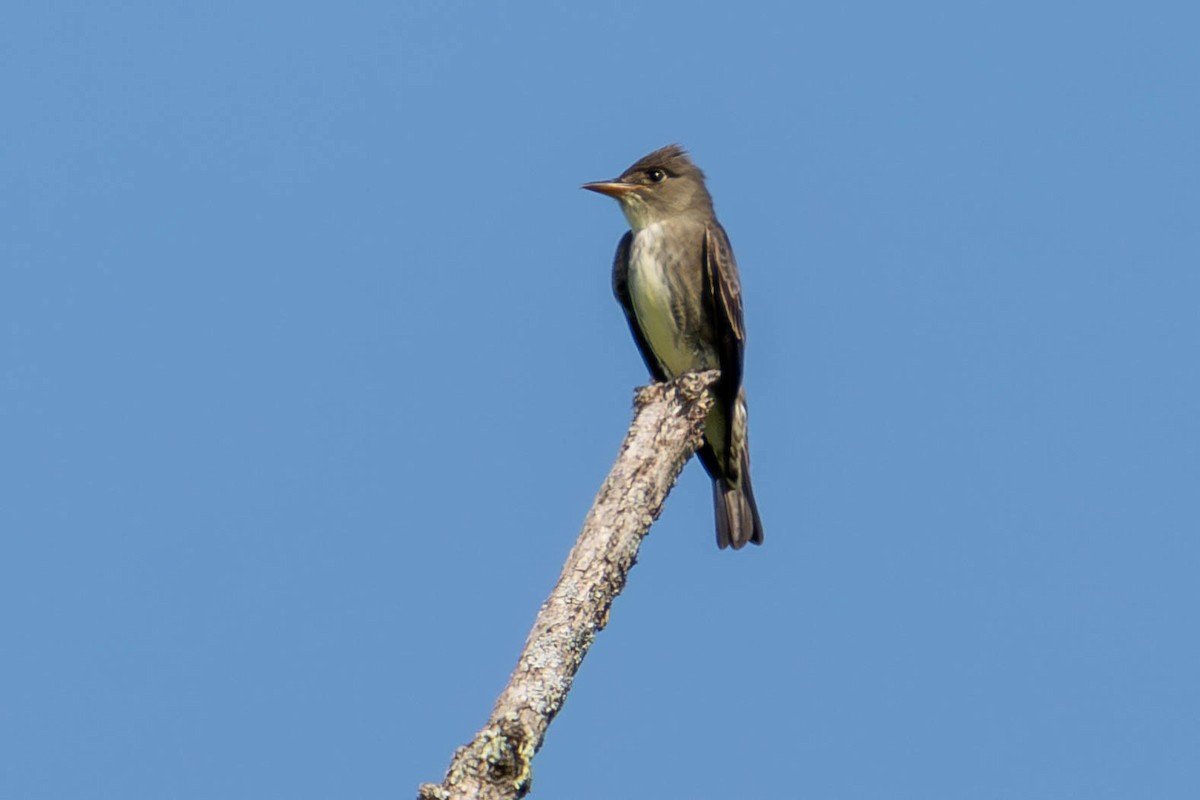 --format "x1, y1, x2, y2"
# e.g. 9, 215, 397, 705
627, 225, 717, 377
